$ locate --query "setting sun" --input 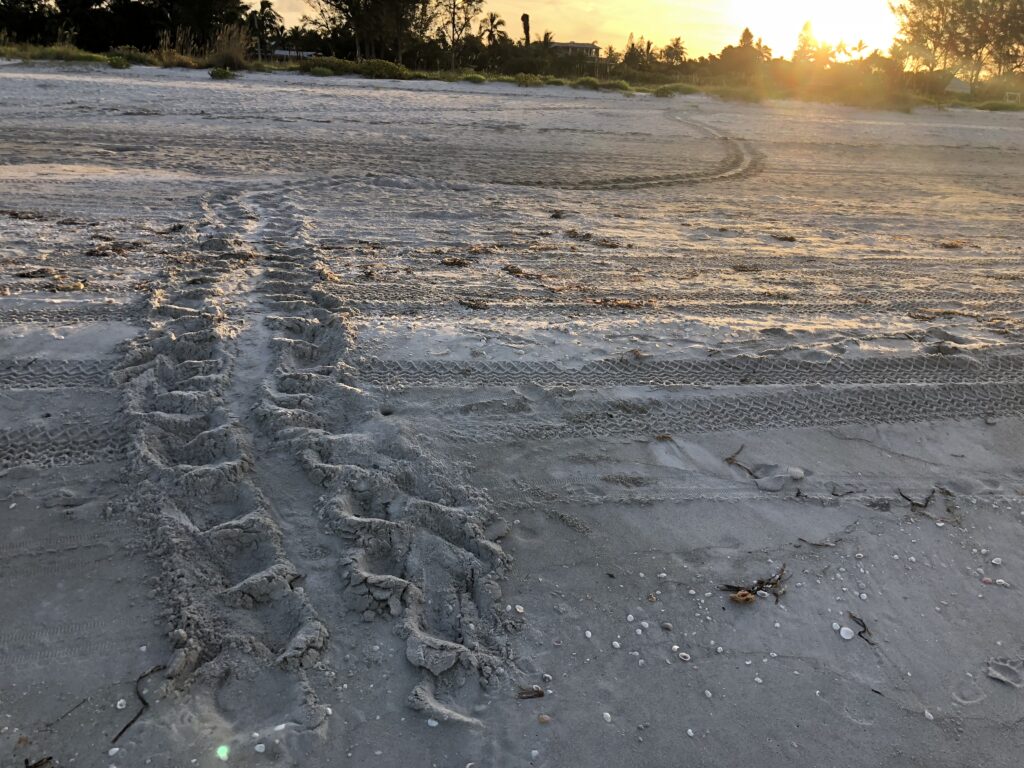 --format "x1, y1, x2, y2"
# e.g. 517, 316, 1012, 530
730, 0, 901, 57
447, 1, 904, 57
273, 1, 902, 57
